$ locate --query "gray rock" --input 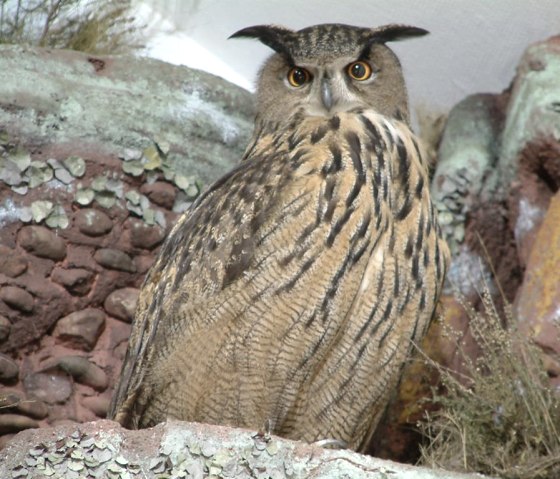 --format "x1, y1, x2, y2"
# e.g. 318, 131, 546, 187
0, 353, 19, 382
18, 225, 66, 260
51, 267, 95, 296
54, 356, 108, 391
53, 308, 105, 351
103, 287, 139, 322
0, 45, 253, 189
0, 246, 28, 277
0, 286, 34, 313
0, 420, 489, 479
23, 370, 72, 404
75, 208, 113, 236
93, 248, 136, 273
0, 315, 11, 343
